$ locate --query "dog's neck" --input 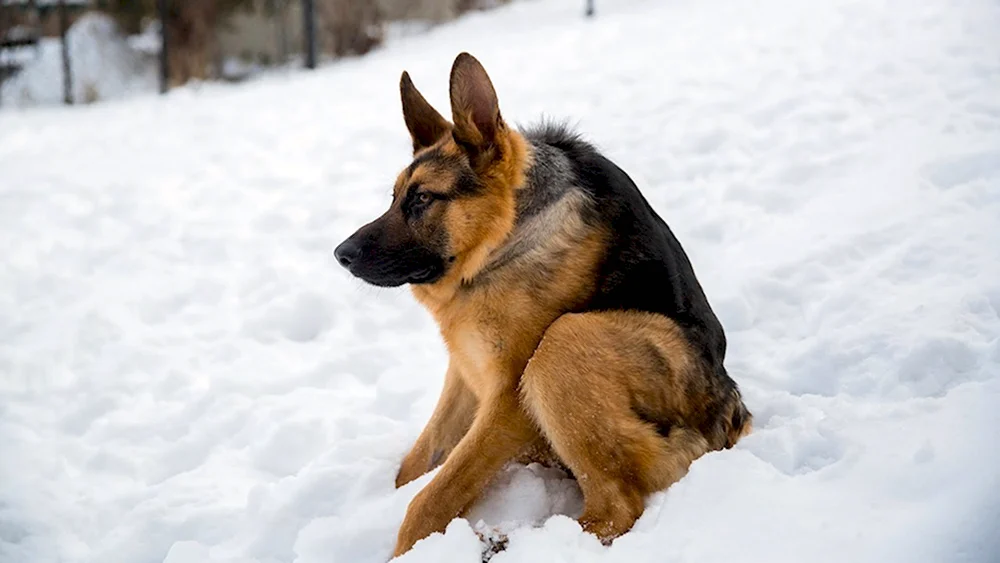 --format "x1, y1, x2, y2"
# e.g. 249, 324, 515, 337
474, 143, 587, 280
